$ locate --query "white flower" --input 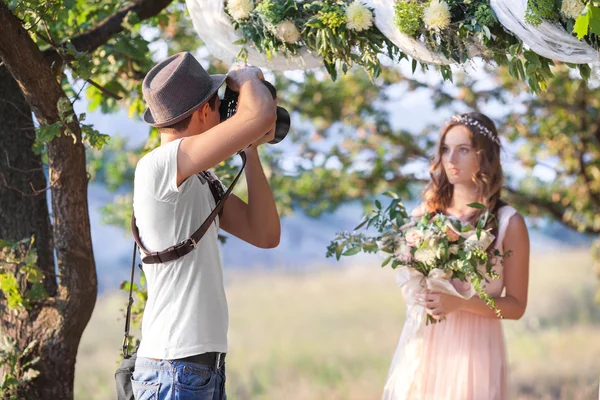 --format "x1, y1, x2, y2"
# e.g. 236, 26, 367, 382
345, 1, 374, 32
227, 0, 254, 21
449, 244, 460, 255
394, 242, 414, 264
560, 0, 586, 19
276, 20, 301, 43
405, 229, 424, 247
429, 267, 452, 280
465, 230, 495, 251
423, 0, 451, 30
414, 248, 437, 265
